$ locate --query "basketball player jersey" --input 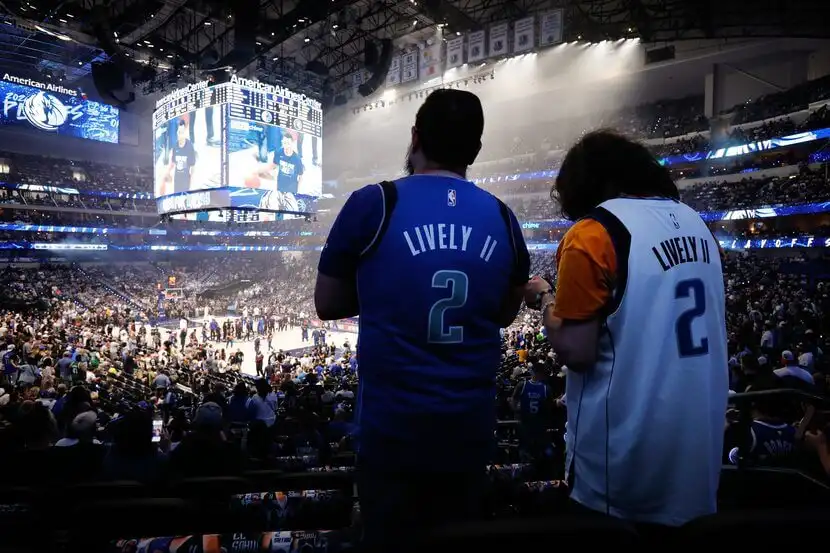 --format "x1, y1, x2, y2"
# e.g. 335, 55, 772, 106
355, 174, 528, 470
565, 197, 728, 527
520, 379, 548, 424
749, 420, 796, 462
